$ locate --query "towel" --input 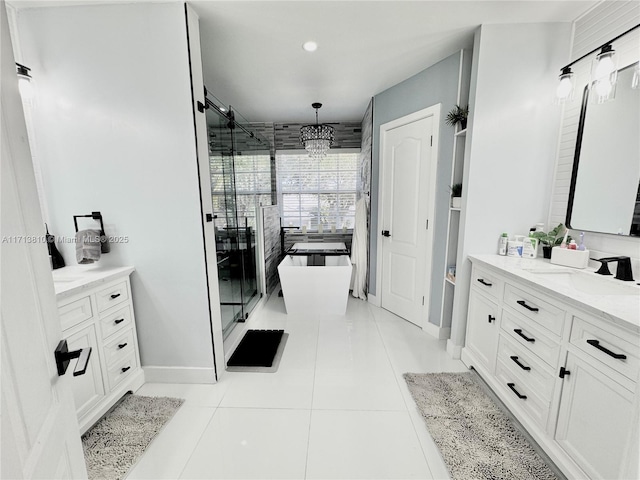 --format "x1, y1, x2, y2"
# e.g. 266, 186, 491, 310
76, 229, 101, 264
